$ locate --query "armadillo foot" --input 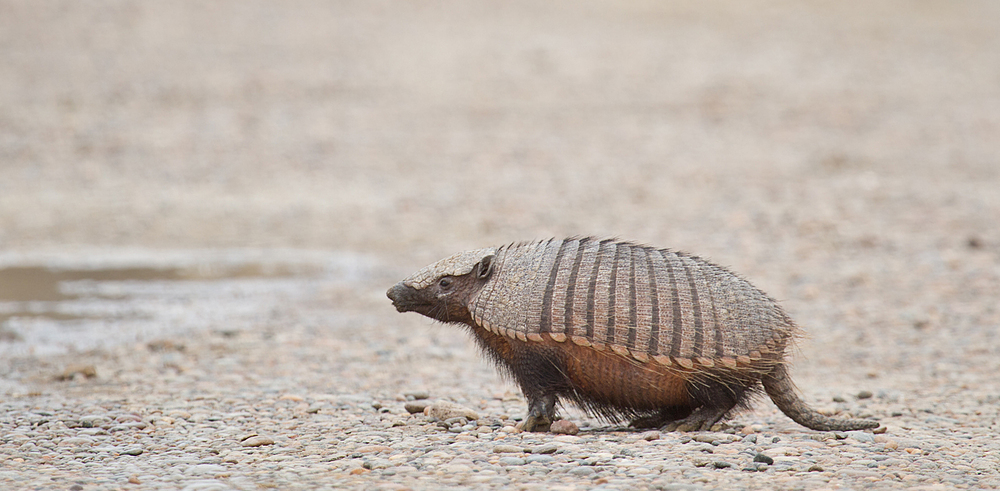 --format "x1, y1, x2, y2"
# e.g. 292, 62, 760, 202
521, 413, 552, 432
521, 393, 556, 432
629, 414, 664, 429
662, 405, 729, 432
629, 406, 695, 429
